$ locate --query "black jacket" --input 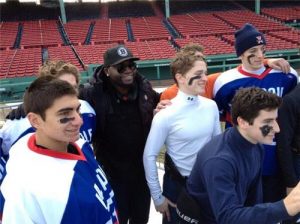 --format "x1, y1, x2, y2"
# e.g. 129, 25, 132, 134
79, 65, 160, 180
277, 84, 300, 188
